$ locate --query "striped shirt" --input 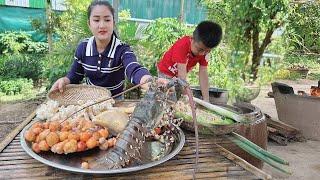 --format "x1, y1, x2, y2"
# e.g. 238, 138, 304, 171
66, 34, 150, 96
